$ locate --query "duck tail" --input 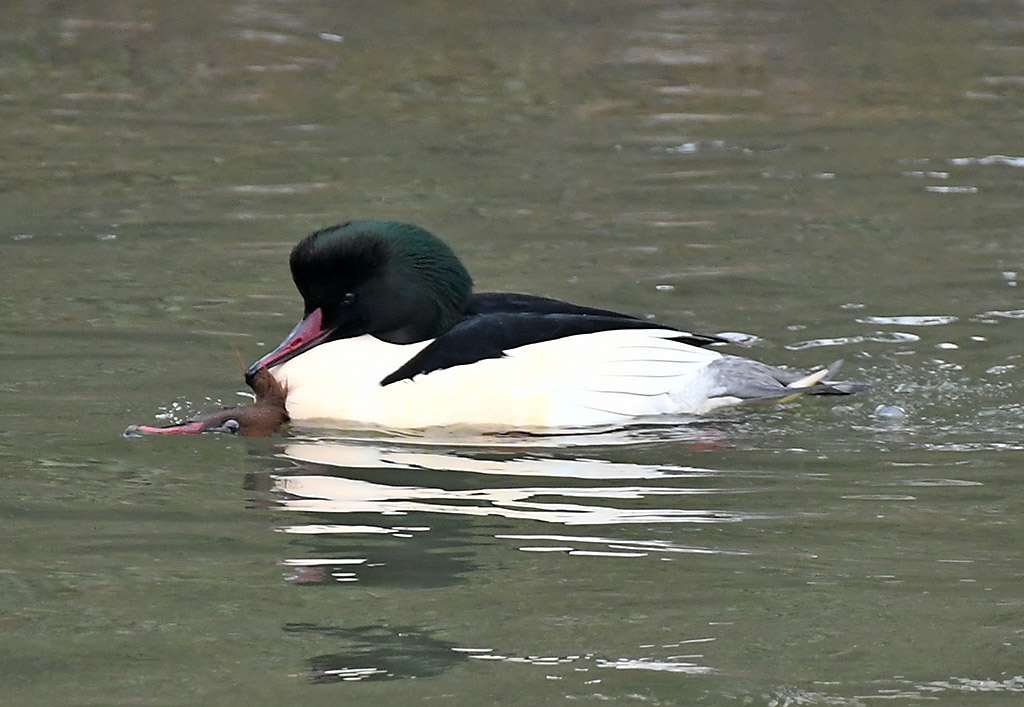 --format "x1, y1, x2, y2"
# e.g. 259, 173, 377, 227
713, 356, 870, 402
783, 359, 870, 397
